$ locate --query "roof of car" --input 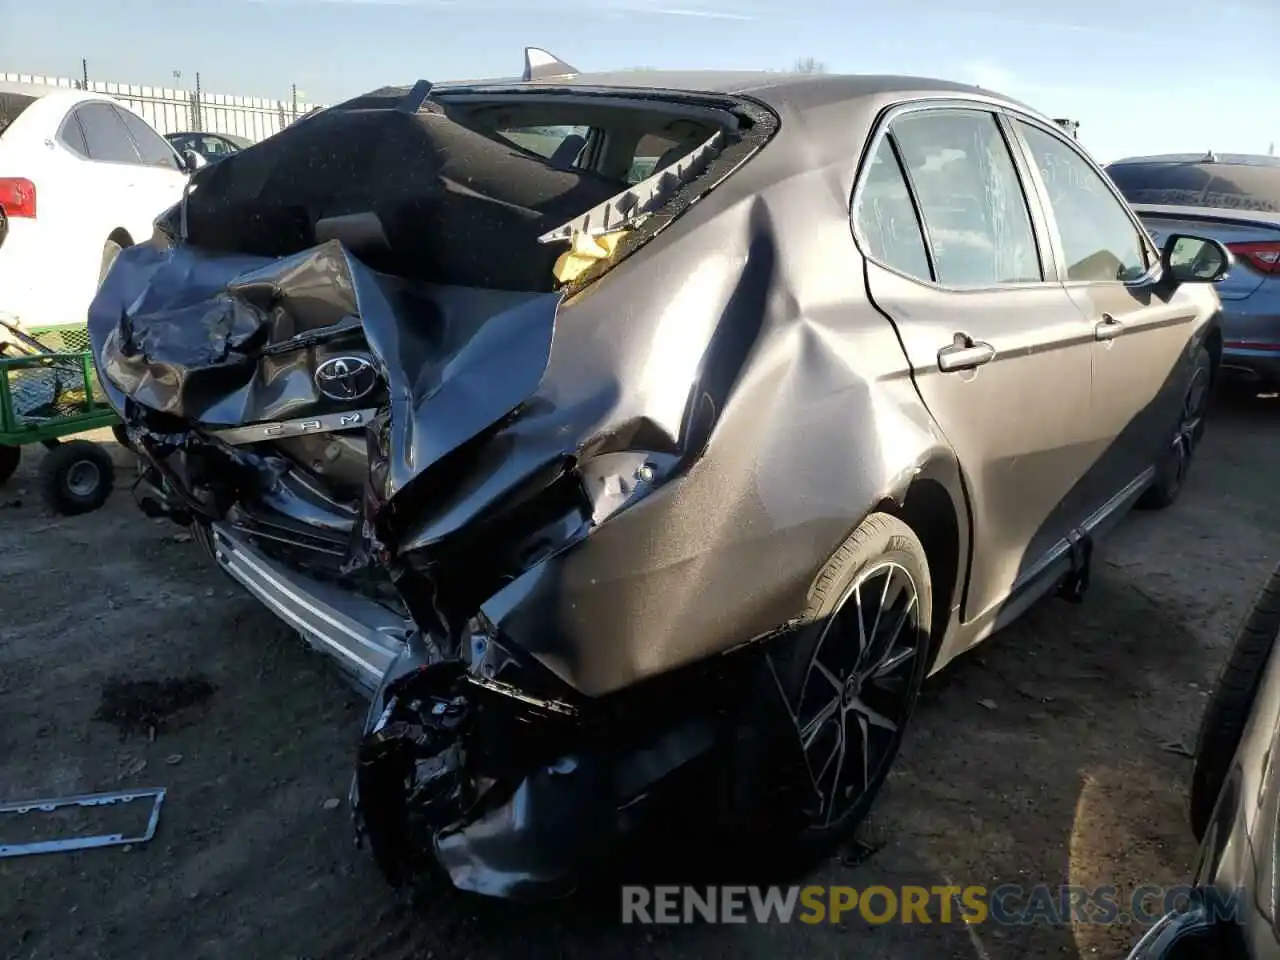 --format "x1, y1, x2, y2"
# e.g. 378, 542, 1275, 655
168, 130, 253, 144
1109, 152, 1280, 168
0, 82, 109, 110
432, 69, 1038, 115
